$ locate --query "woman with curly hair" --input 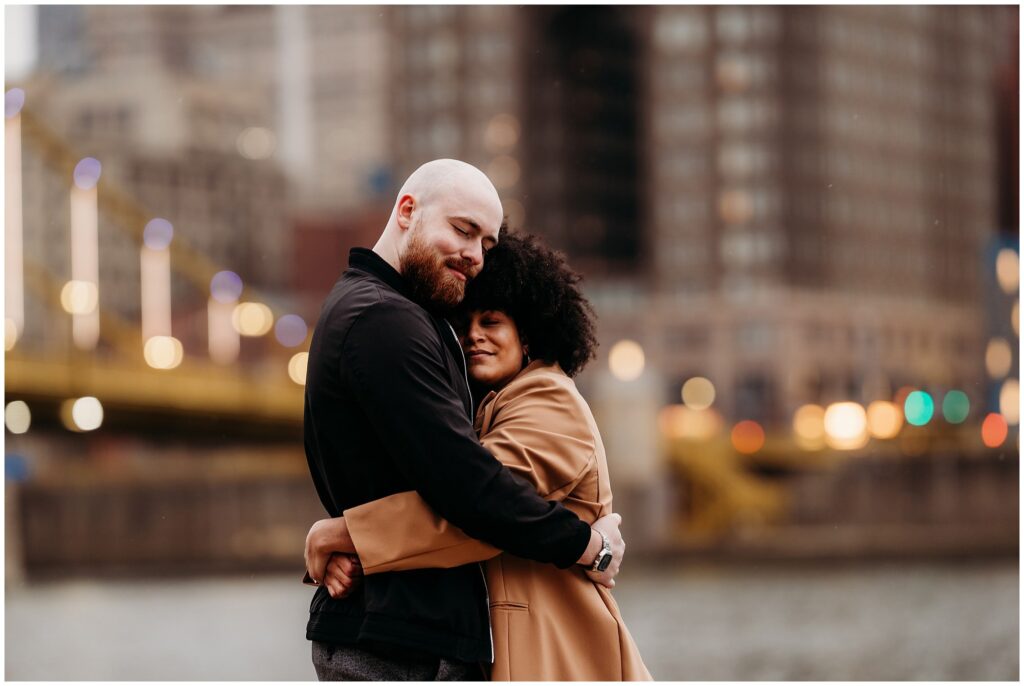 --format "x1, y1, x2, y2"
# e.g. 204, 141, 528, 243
313, 229, 651, 681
